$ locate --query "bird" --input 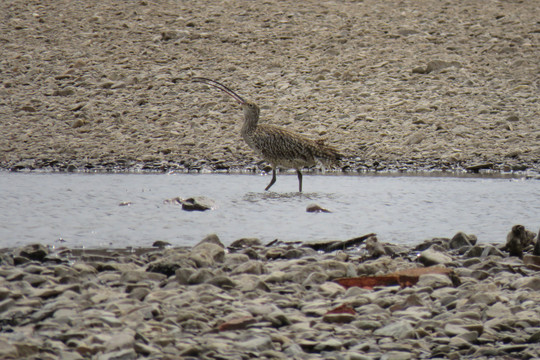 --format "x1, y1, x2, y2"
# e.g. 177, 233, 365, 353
192, 77, 341, 192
